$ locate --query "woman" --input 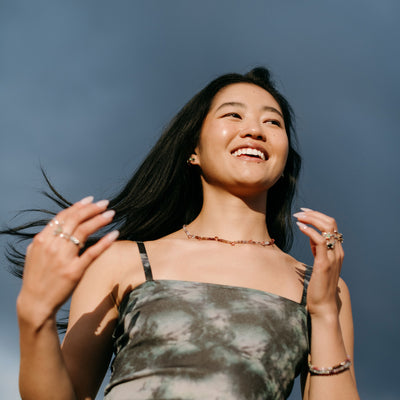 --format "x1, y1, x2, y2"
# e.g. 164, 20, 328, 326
9, 67, 359, 399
